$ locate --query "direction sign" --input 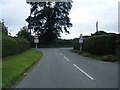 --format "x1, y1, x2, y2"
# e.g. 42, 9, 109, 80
79, 39, 83, 43
79, 34, 83, 43
79, 34, 83, 40
34, 39, 39, 43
